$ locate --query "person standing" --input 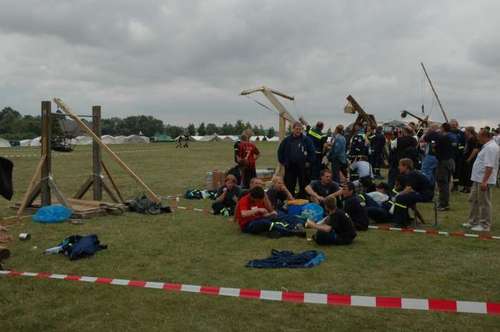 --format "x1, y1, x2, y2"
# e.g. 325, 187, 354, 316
278, 122, 315, 198
327, 125, 348, 184
369, 126, 386, 179
424, 123, 454, 211
306, 121, 328, 180
460, 127, 480, 193
450, 119, 465, 191
463, 129, 500, 232
237, 133, 260, 189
